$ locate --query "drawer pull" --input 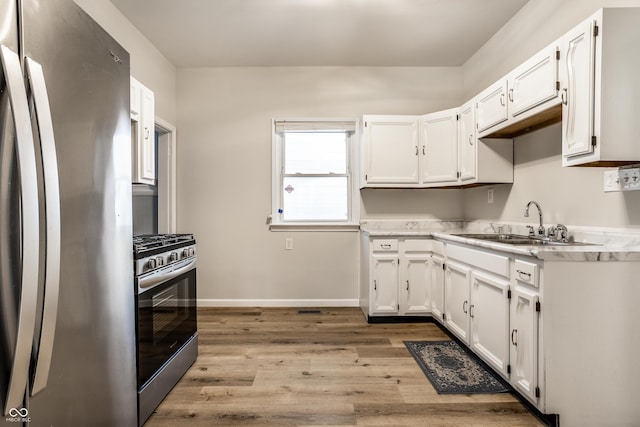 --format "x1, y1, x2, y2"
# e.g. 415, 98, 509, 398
469, 304, 475, 318
511, 329, 518, 346
462, 300, 468, 314
517, 269, 532, 280
380, 244, 392, 249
